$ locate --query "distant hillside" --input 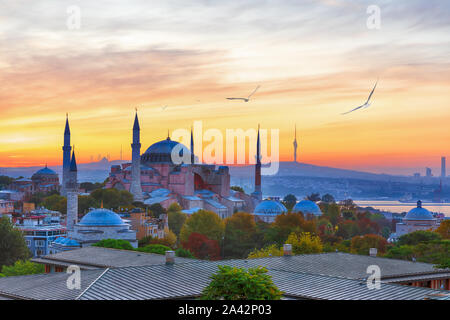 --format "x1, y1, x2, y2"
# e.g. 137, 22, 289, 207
0, 161, 436, 184
228, 161, 408, 182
